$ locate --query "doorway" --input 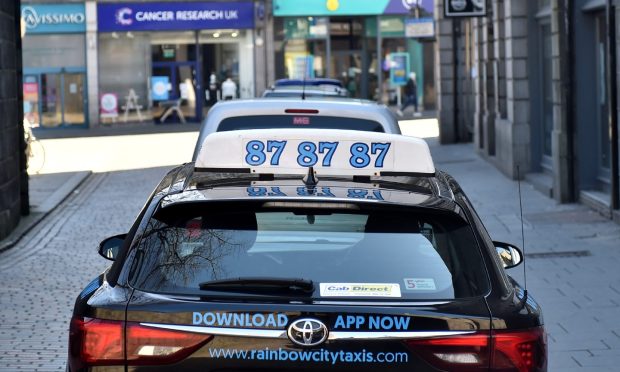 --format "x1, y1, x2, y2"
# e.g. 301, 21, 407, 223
151, 42, 200, 123
151, 61, 200, 122
23, 69, 87, 128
